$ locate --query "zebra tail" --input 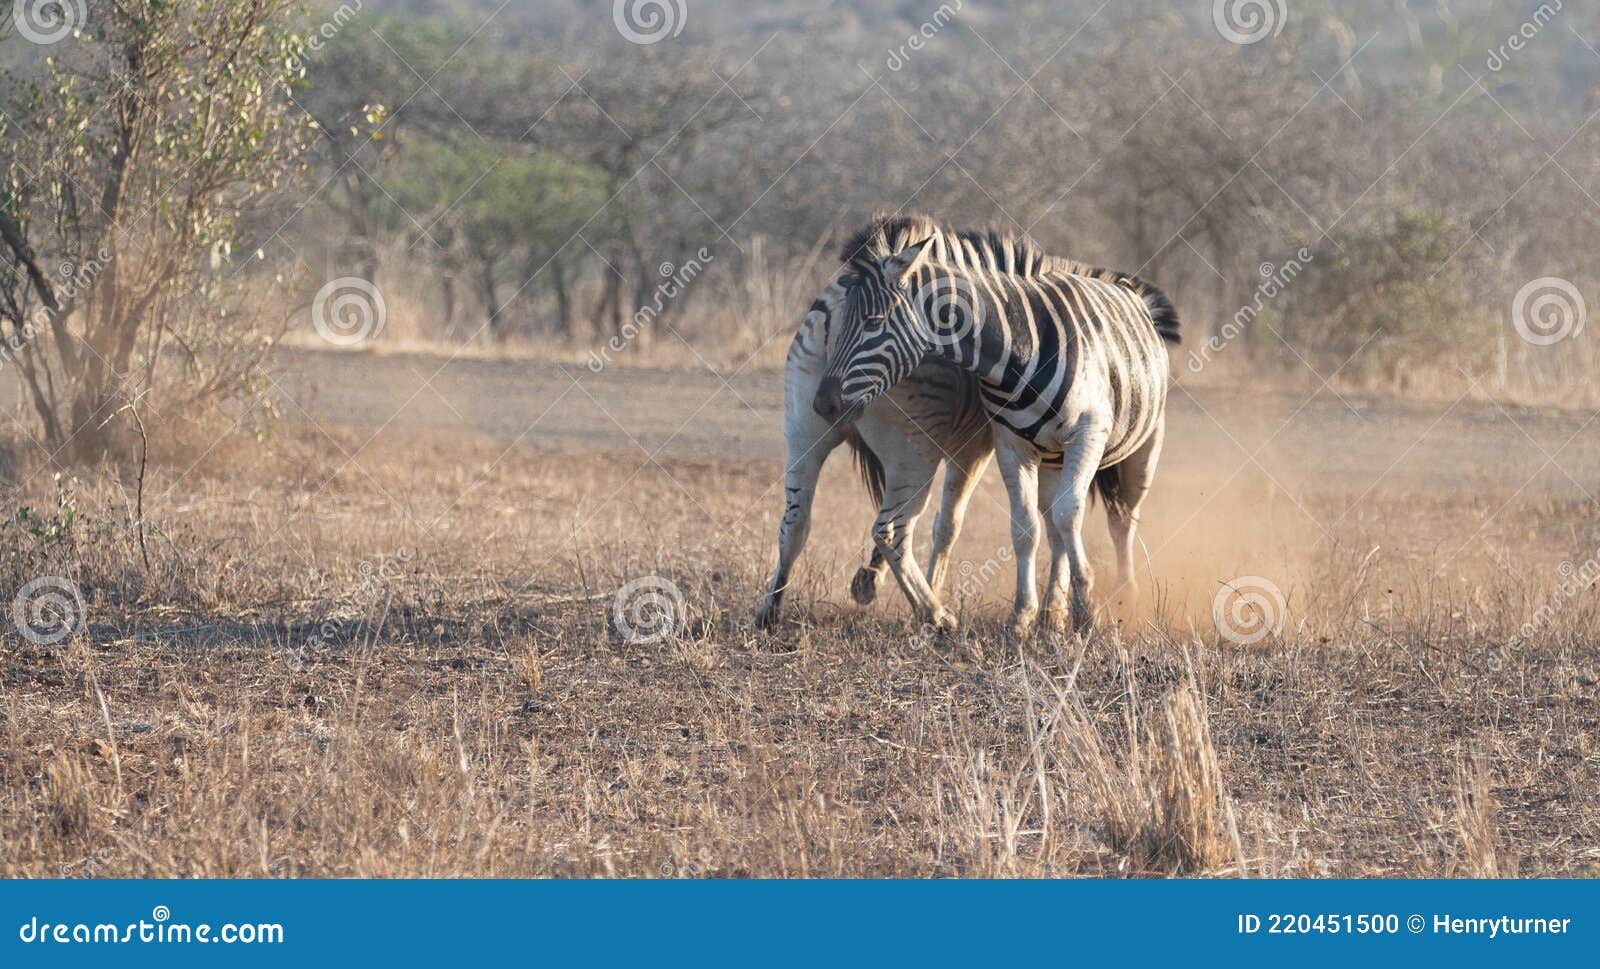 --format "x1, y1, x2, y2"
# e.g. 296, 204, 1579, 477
1056, 260, 1182, 345
844, 429, 886, 509
1128, 277, 1182, 346
1090, 463, 1128, 517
